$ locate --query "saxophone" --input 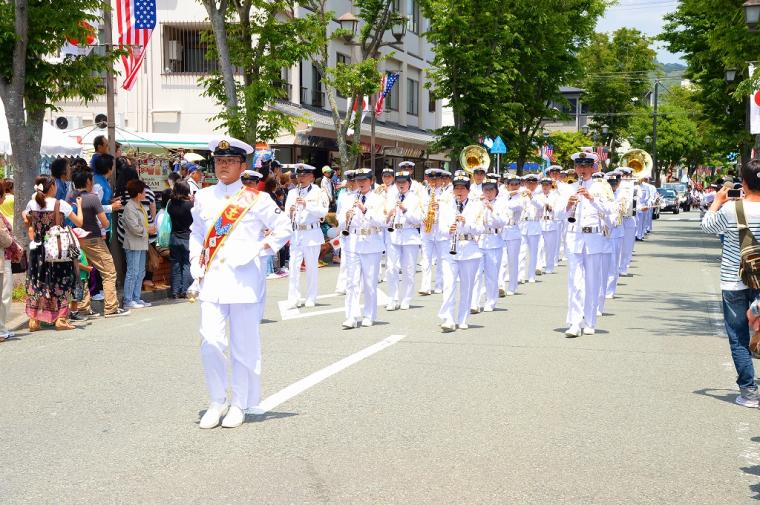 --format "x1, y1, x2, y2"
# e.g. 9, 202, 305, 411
423, 191, 437, 233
